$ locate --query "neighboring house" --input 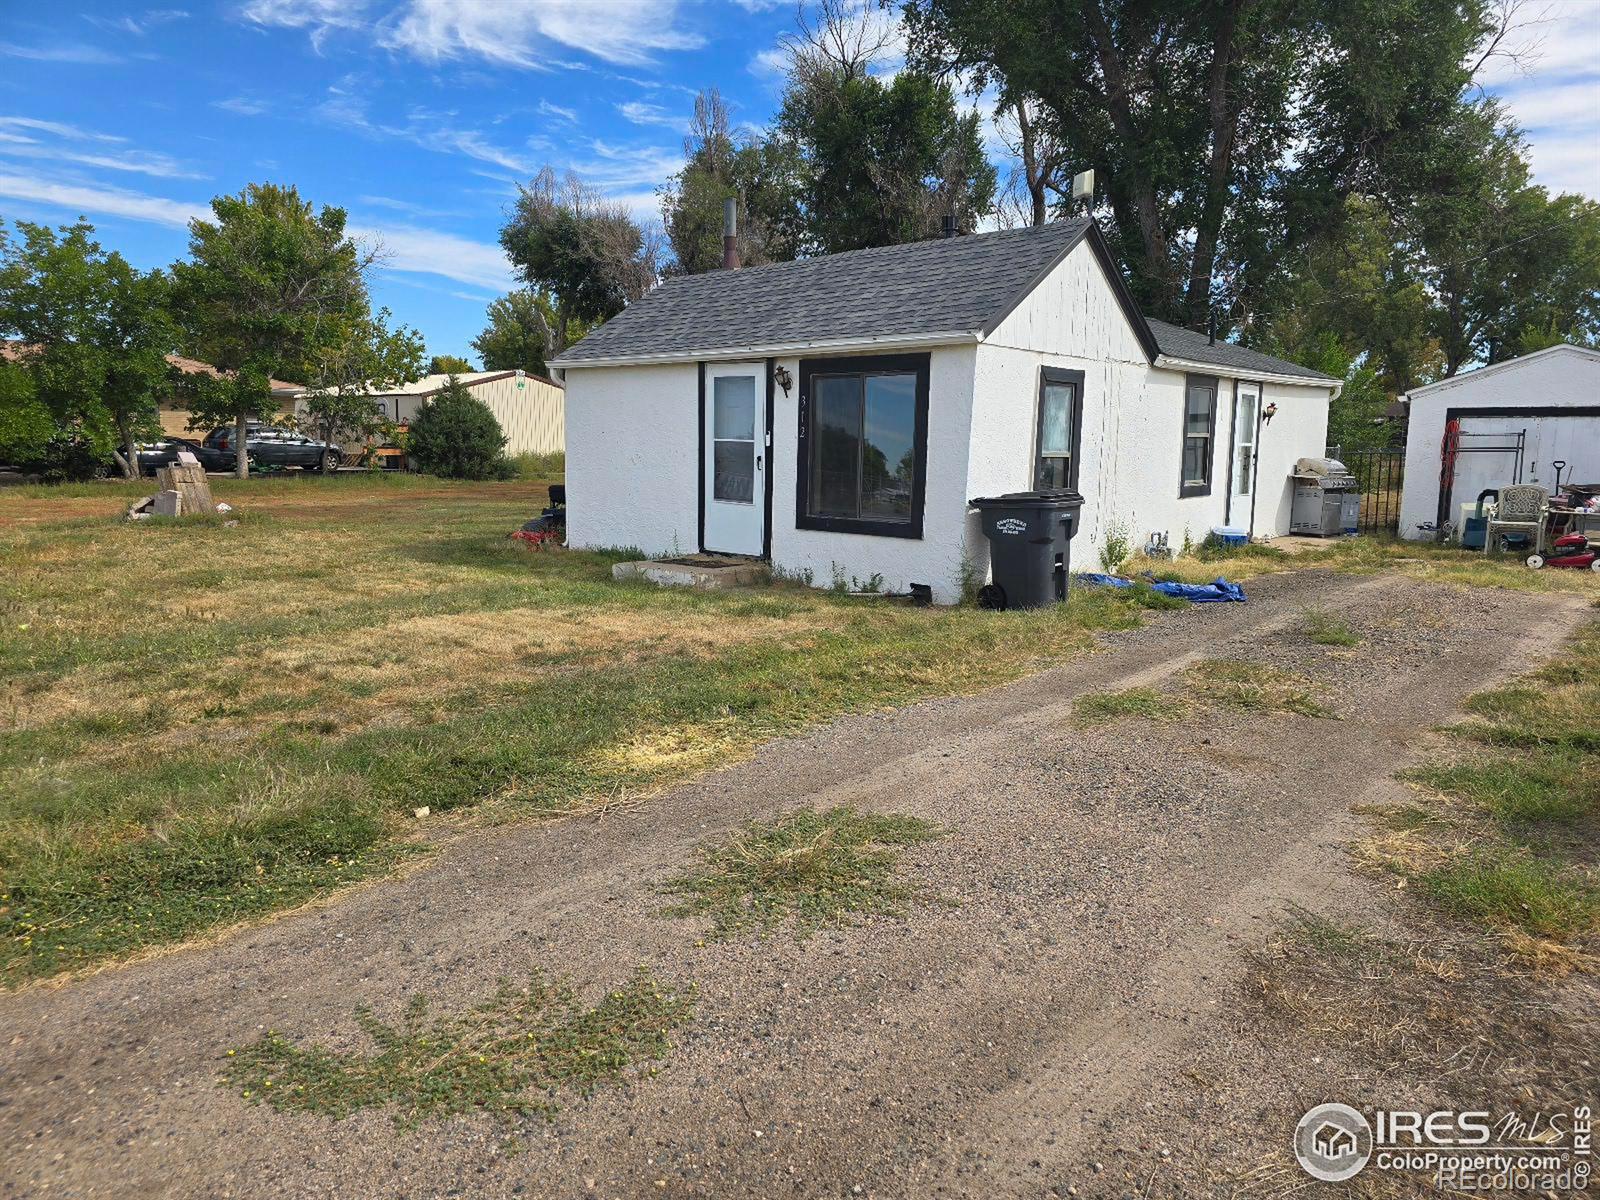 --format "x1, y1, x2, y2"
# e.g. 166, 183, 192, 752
551, 218, 1338, 603
161, 355, 303, 436
1398, 343, 1600, 539
2, 343, 304, 437
313, 371, 565, 456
